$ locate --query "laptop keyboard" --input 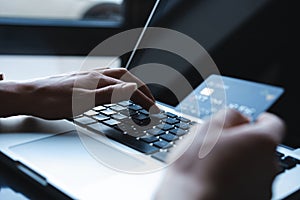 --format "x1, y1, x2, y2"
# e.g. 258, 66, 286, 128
73, 100, 195, 159
72, 100, 300, 169
276, 151, 300, 175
